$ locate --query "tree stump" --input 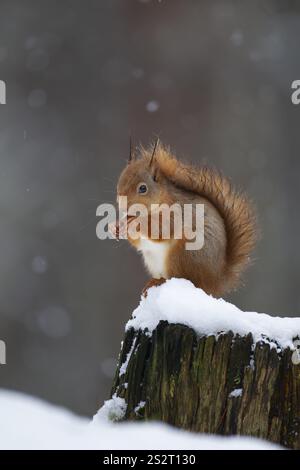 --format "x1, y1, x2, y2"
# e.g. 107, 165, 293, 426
111, 320, 300, 449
